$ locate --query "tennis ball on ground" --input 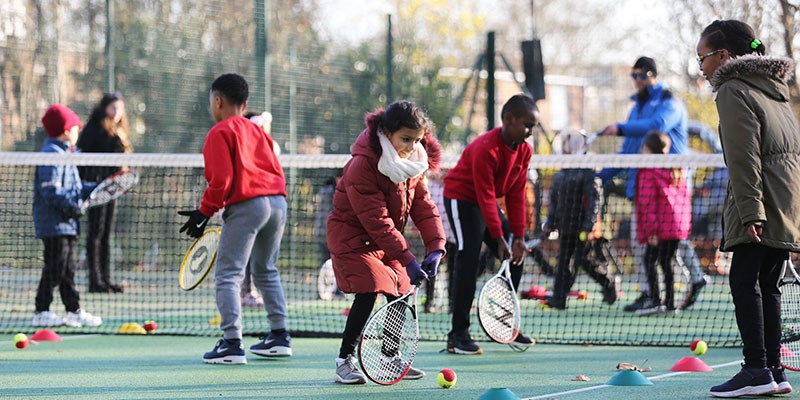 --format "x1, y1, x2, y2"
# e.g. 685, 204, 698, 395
579, 231, 587, 241
13, 333, 29, 349
143, 320, 158, 333
577, 290, 589, 300
437, 368, 457, 389
691, 339, 708, 356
